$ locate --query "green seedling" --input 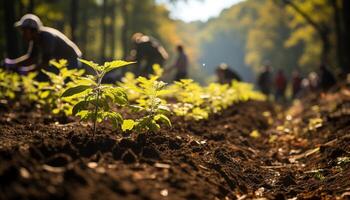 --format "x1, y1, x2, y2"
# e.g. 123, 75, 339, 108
0, 69, 21, 101
37, 59, 85, 115
21, 72, 39, 103
118, 64, 164, 102
170, 79, 208, 120
118, 72, 140, 101
122, 75, 172, 133
61, 58, 134, 135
